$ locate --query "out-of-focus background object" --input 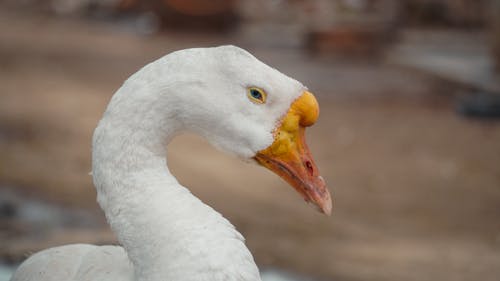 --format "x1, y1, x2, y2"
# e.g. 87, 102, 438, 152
0, 0, 499, 280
